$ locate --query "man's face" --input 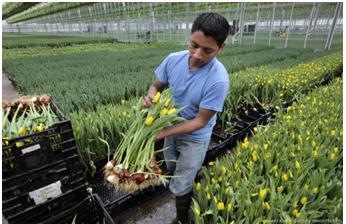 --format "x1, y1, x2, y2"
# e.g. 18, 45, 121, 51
188, 31, 224, 68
